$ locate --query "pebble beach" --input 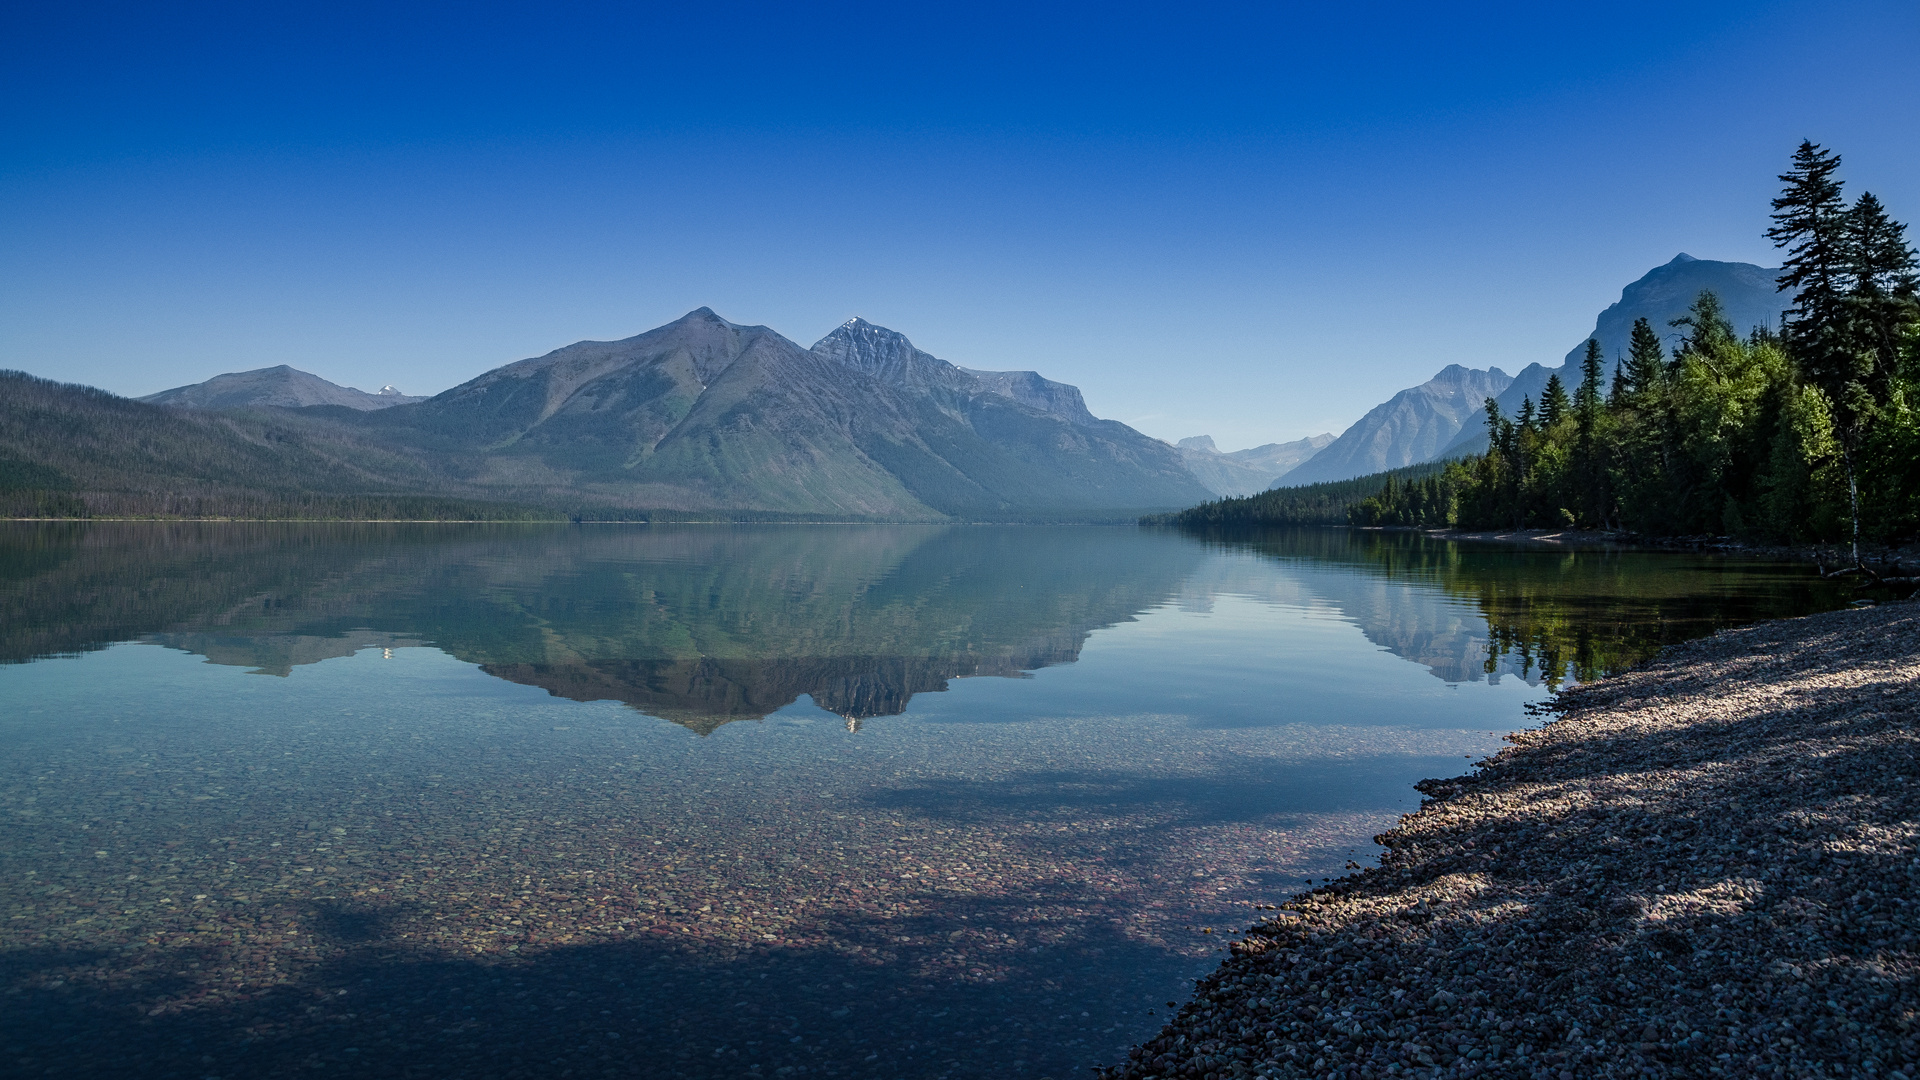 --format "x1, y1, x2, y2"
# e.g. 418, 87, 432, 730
1105, 600, 1920, 1080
